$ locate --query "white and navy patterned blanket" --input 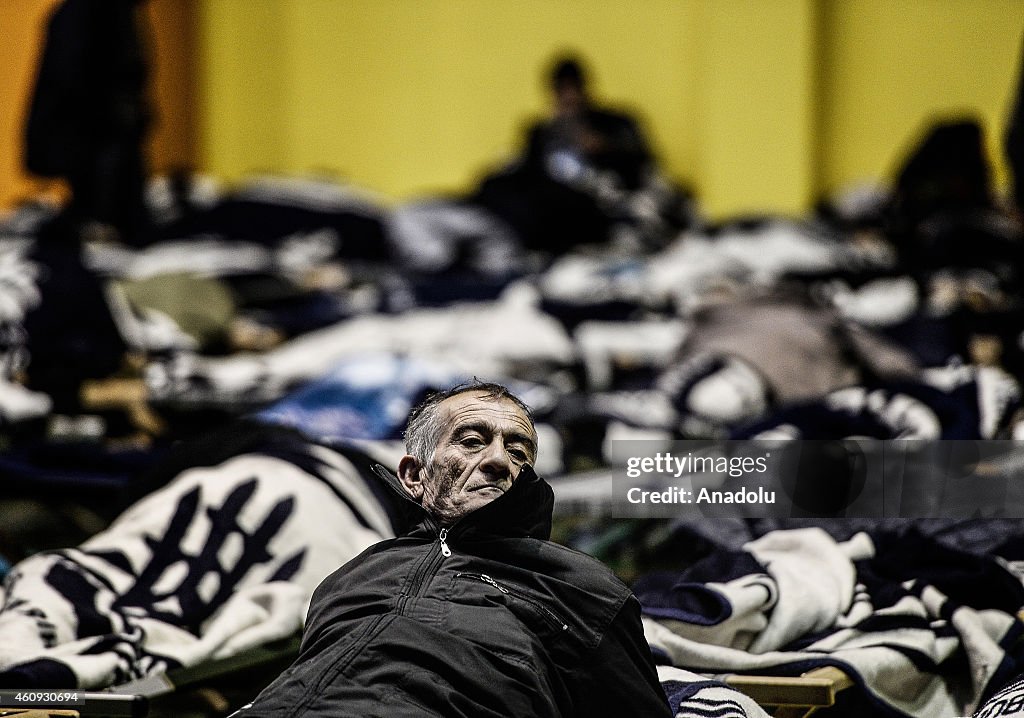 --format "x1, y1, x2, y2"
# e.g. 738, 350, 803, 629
974, 676, 1024, 717
660, 665, 772, 718
642, 527, 1024, 717
0, 441, 394, 689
